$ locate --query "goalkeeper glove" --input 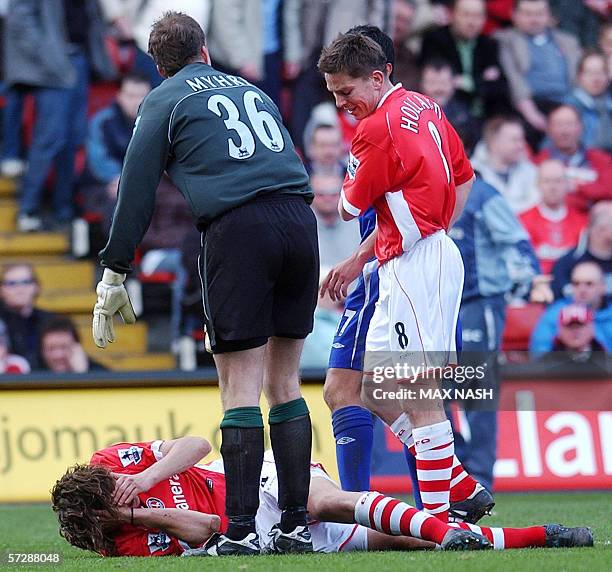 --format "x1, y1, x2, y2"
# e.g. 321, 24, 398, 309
92, 268, 136, 348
